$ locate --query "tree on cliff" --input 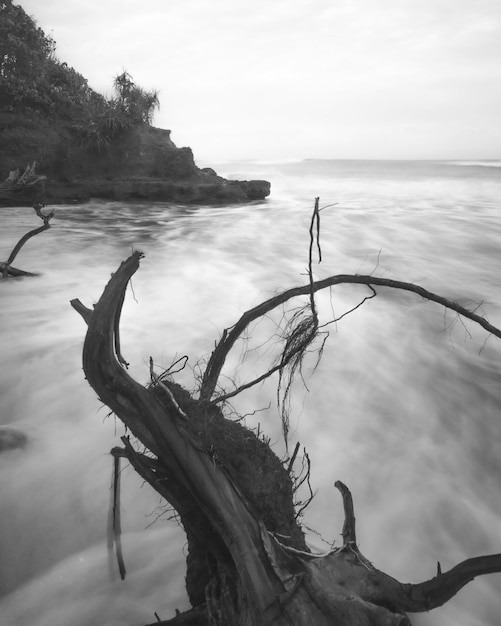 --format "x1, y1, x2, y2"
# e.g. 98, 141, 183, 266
0, 1, 158, 126
113, 71, 160, 125
0, 0, 94, 116
71, 201, 501, 625
0, 1, 160, 168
